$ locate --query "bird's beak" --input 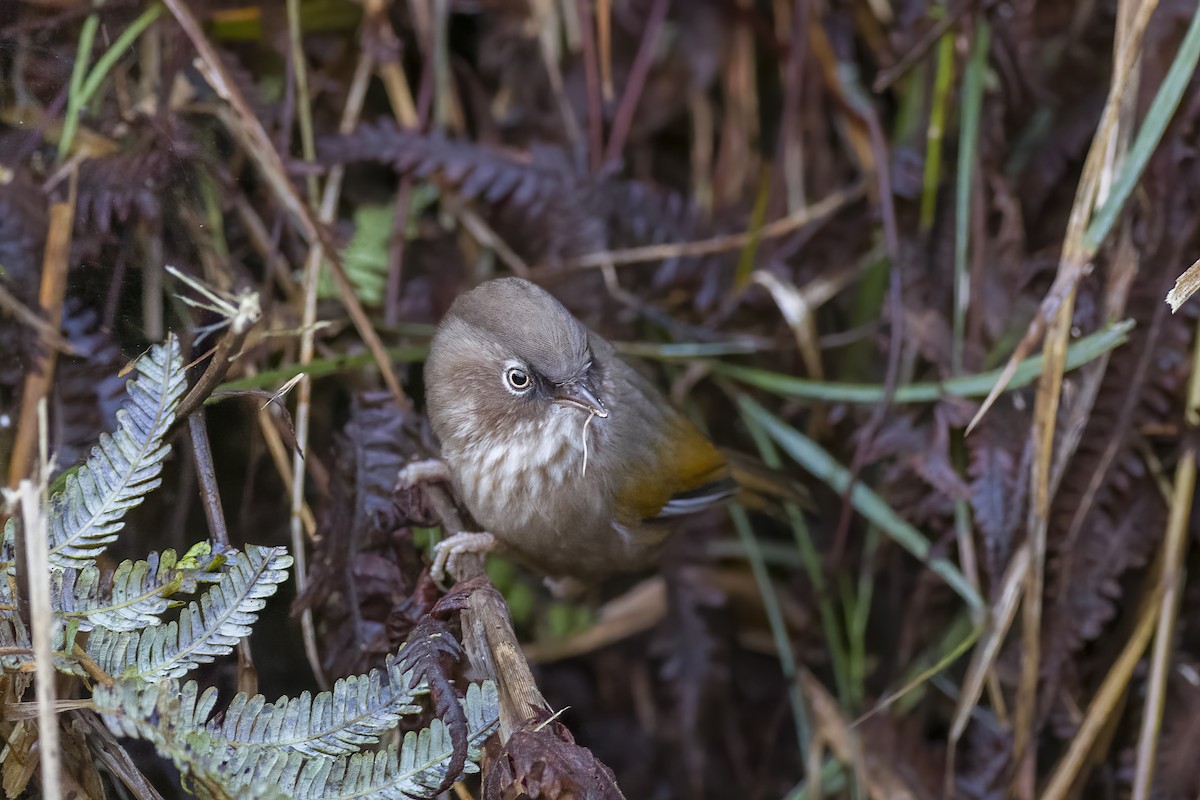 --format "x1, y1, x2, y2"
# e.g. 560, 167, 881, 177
554, 381, 609, 418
